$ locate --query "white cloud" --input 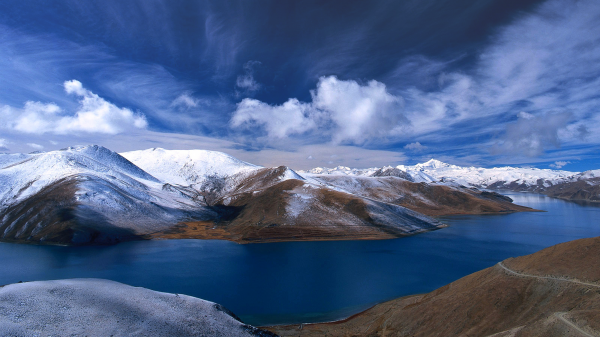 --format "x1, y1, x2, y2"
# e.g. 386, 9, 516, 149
0, 80, 147, 135
27, 143, 44, 150
231, 98, 317, 139
0, 138, 9, 151
312, 76, 407, 144
392, 0, 600, 156
171, 93, 199, 108
492, 112, 573, 157
550, 161, 570, 169
404, 142, 427, 152
235, 61, 262, 96
230, 76, 408, 145
236, 75, 260, 93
